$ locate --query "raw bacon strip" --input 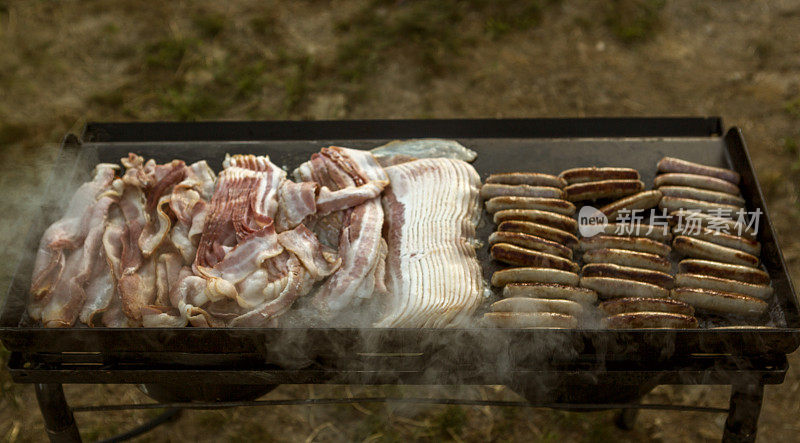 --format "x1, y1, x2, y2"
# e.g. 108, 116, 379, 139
40, 192, 119, 327
119, 255, 157, 323
275, 181, 318, 231
316, 182, 388, 215
228, 255, 312, 327
139, 195, 173, 258
30, 163, 118, 301
376, 158, 483, 328
80, 208, 126, 326
154, 252, 184, 307
225, 154, 286, 221
278, 224, 341, 280
297, 147, 389, 312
